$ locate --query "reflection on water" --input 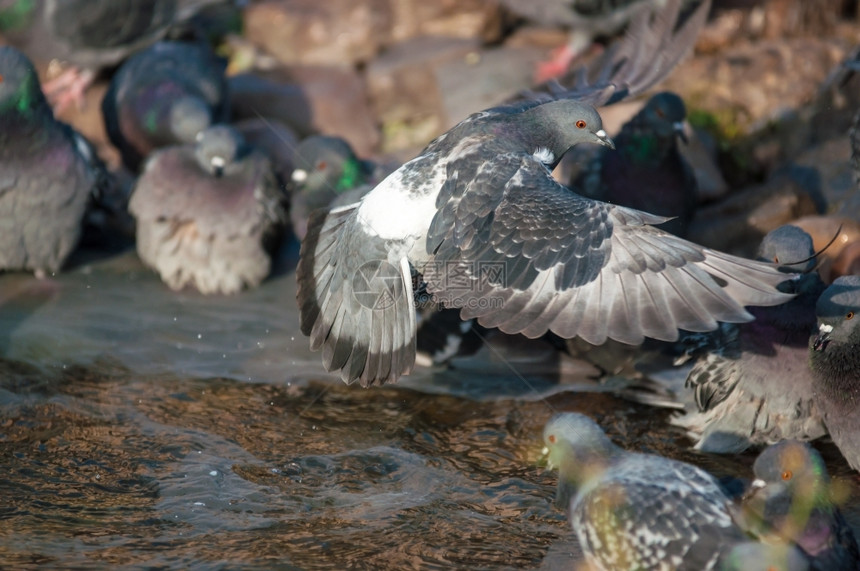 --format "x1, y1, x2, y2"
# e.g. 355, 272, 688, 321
1, 249, 858, 569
